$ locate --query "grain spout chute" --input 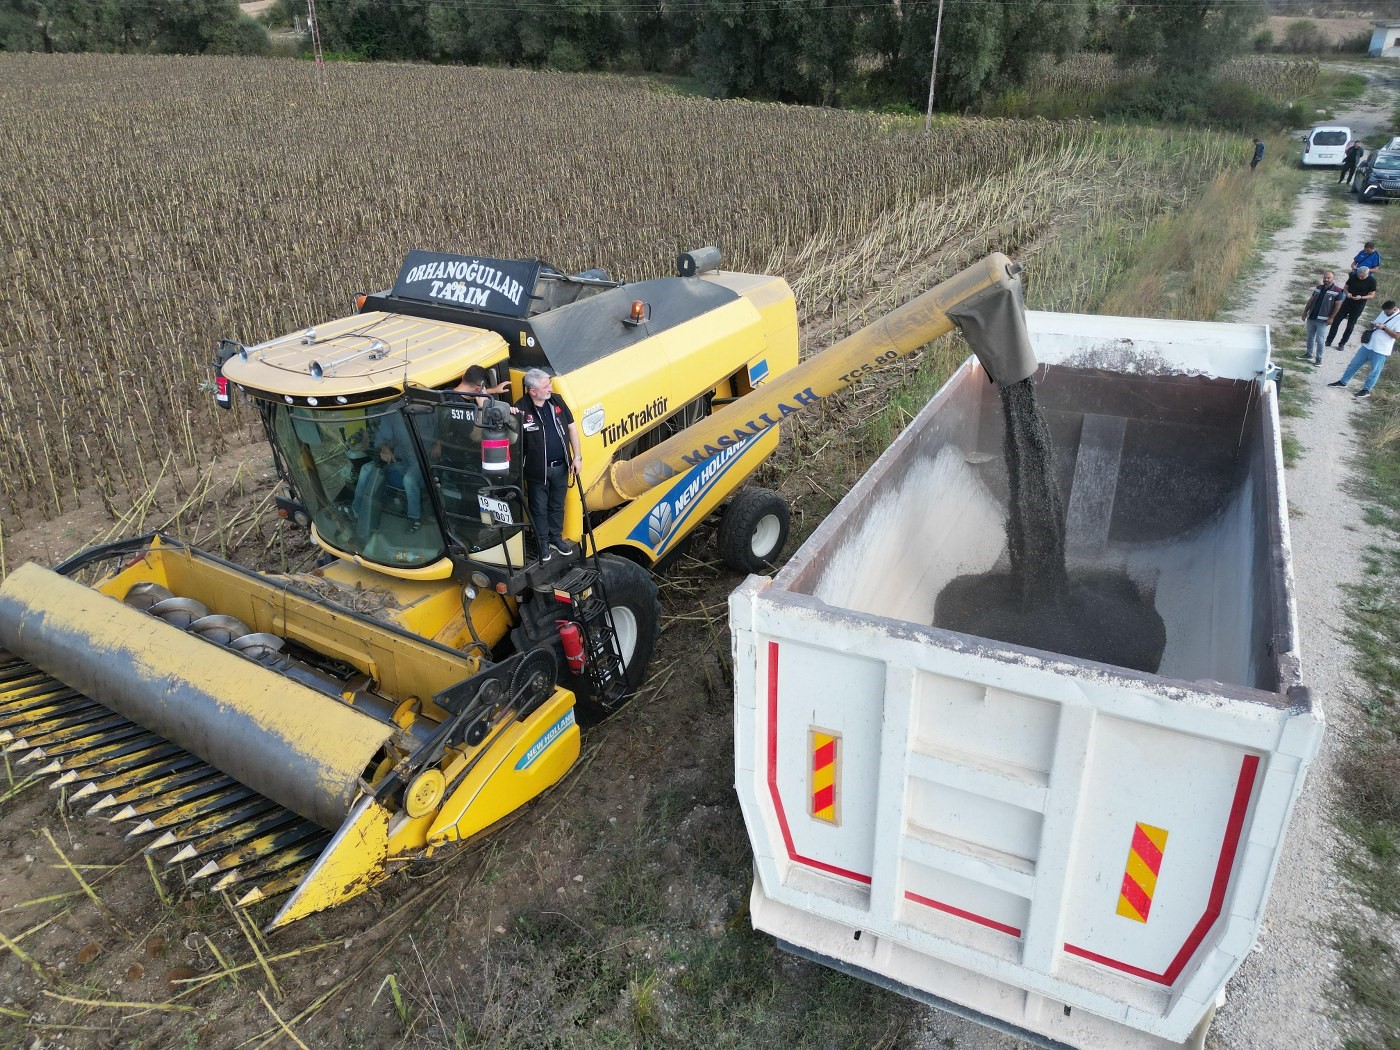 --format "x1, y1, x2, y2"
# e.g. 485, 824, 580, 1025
585, 252, 1033, 511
